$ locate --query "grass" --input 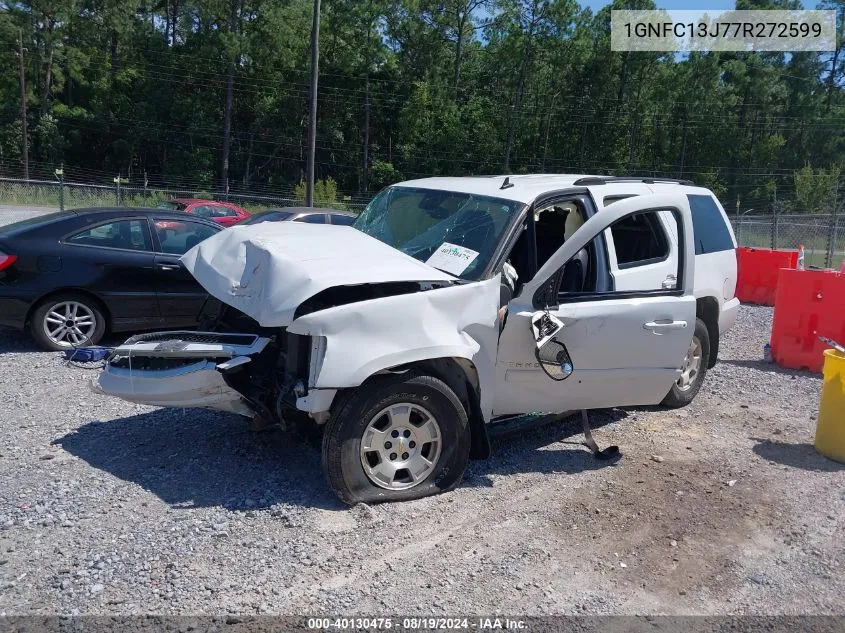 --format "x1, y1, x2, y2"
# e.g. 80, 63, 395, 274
733, 221, 845, 269
0, 181, 359, 215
